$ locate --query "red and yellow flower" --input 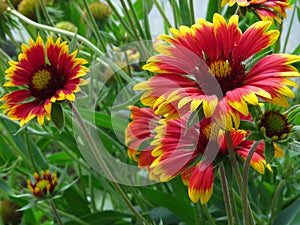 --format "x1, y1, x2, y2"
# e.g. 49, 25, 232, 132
125, 106, 283, 204
28, 170, 58, 198
222, 0, 291, 23
135, 14, 300, 130
0, 36, 89, 126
